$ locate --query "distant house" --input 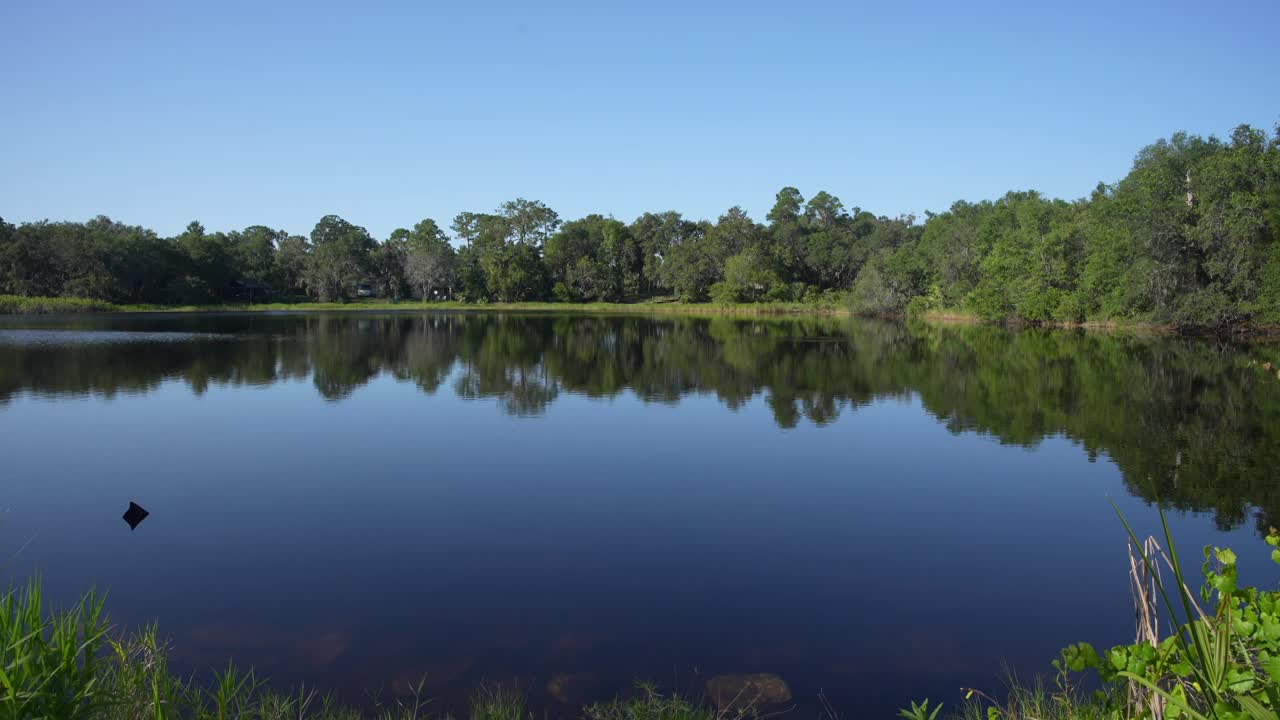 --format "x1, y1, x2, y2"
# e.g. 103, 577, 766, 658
228, 279, 273, 303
